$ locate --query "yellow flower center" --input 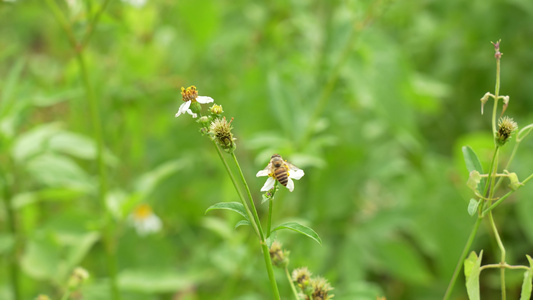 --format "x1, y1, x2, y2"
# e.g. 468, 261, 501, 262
133, 204, 153, 220
181, 86, 199, 102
